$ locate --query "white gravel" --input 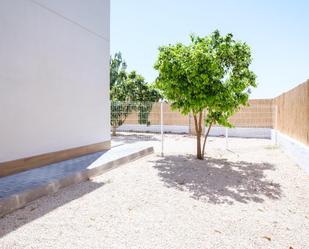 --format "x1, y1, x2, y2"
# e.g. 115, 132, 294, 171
0, 134, 308, 249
